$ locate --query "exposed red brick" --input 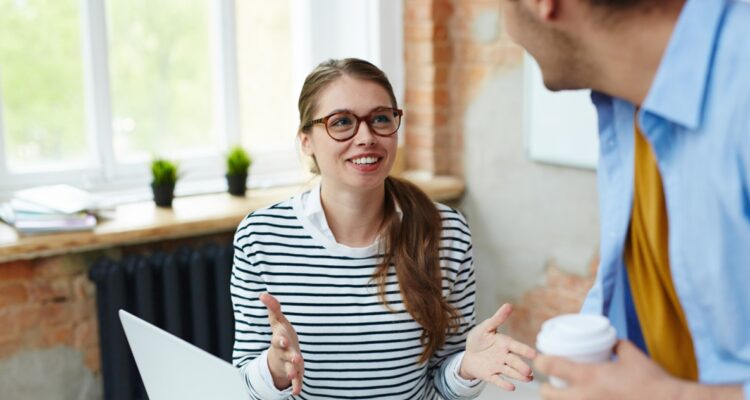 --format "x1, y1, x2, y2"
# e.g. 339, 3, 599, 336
0, 261, 34, 281
29, 277, 72, 303
84, 344, 101, 372
0, 283, 29, 308
73, 320, 99, 349
0, 336, 24, 360
71, 275, 95, 299
404, 0, 433, 22
405, 130, 435, 149
34, 323, 75, 347
34, 256, 86, 278
508, 261, 597, 348
403, 0, 517, 175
